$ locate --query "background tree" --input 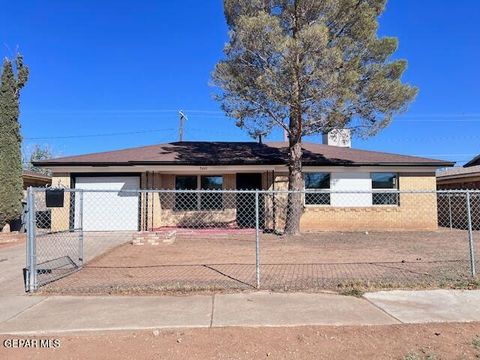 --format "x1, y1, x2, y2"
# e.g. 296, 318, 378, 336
213, 0, 418, 234
0, 54, 29, 228
24, 144, 54, 176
